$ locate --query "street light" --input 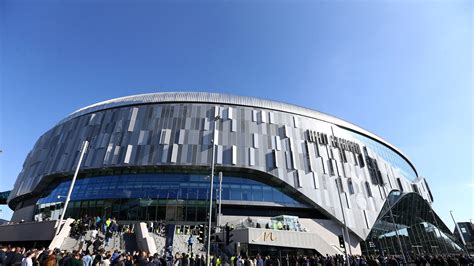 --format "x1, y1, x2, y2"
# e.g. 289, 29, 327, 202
330, 129, 351, 266
217, 171, 223, 232
206, 112, 220, 266
54, 140, 89, 236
